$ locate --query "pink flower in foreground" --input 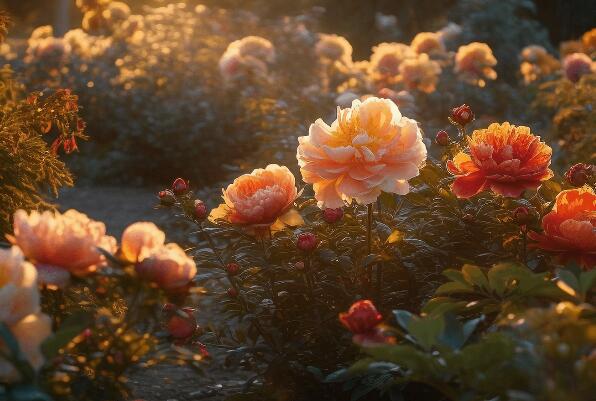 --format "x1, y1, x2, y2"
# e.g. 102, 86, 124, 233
297, 97, 427, 208
0, 247, 39, 325
8, 209, 117, 285
135, 243, 197, 290
447, 122, 553, 198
